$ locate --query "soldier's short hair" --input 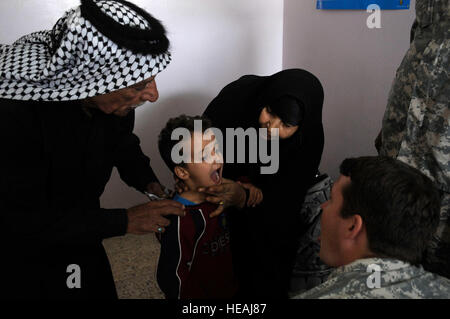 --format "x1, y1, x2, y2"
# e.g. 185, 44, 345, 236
339, 156, 441, 265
